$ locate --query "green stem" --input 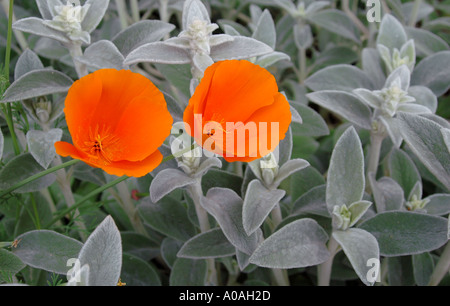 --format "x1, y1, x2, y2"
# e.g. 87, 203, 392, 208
1, 104, 20, 155
66, 42, 88, 79
0, 0, 27, 51
408, 0, 422, 27
428, 242, 450, 286
299, 47, 307, 84
116, 180, 148, 236
342, 0, 369, 40
29, 193, 41, 230
44, 176, 129, 228
0, 159, 80, 198
317, 235, 340, 286
130, 0, 140, 22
